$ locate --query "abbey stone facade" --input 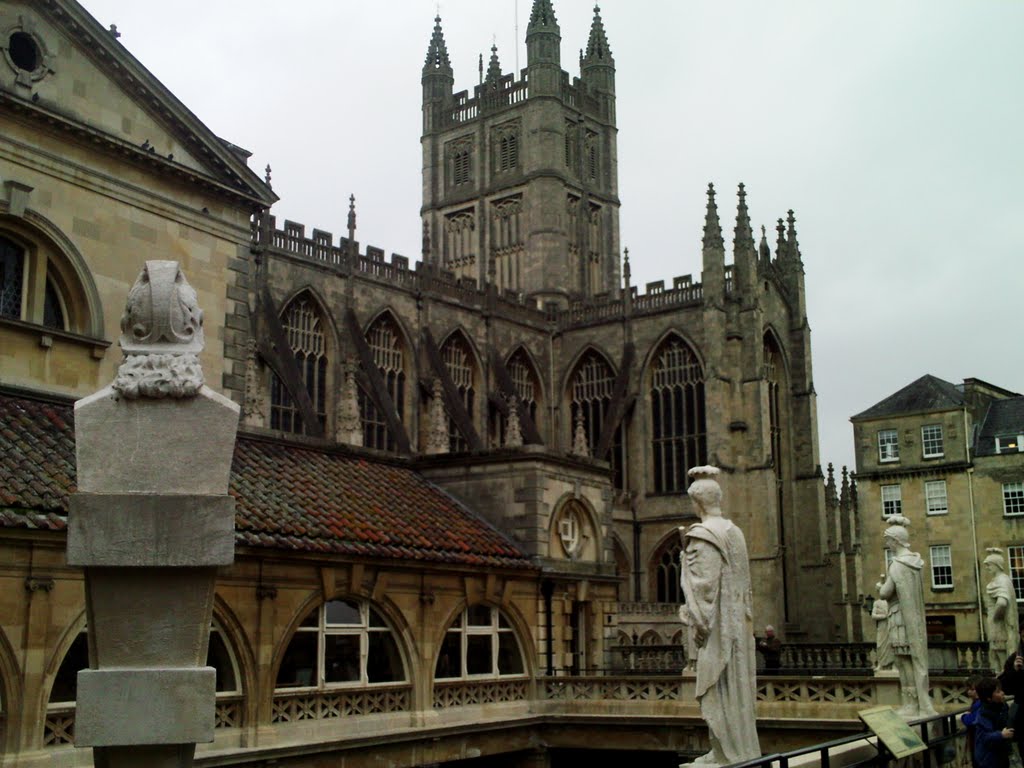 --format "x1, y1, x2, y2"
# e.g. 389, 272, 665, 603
244, 0, 849, 642
0, 0, 863, 764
